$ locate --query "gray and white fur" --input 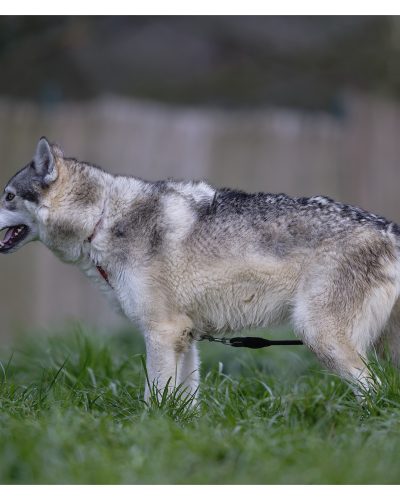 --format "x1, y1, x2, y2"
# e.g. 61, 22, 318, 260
1, 137, 400, 399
